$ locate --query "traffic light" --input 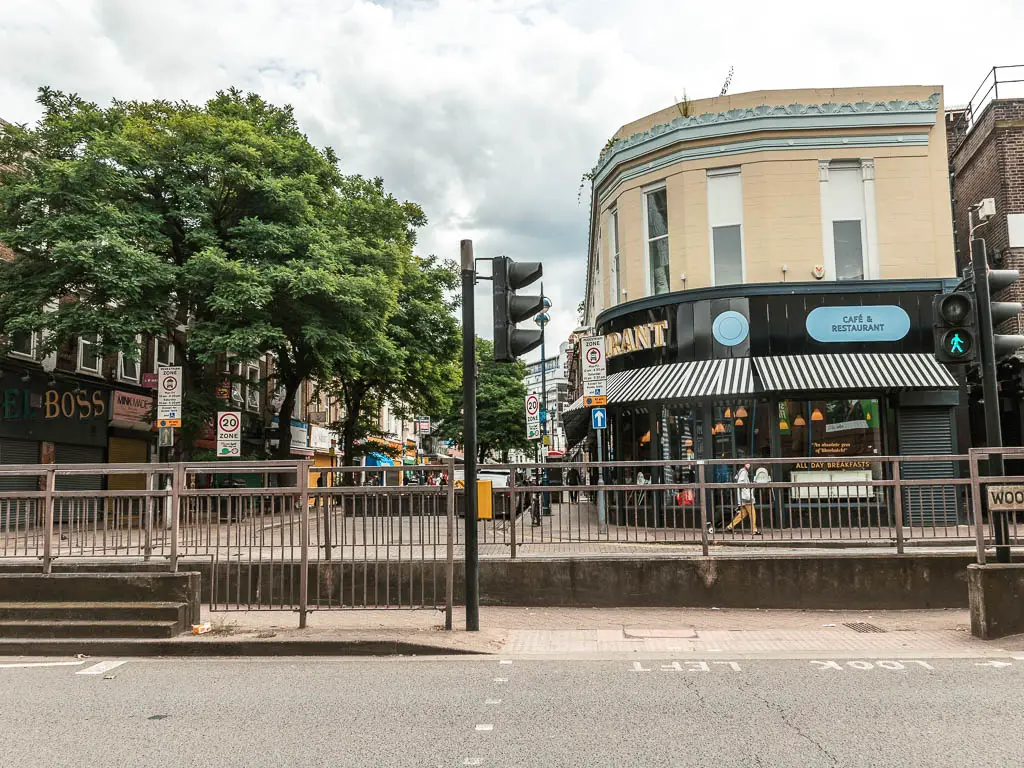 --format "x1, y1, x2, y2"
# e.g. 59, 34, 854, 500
972, 238, 1024, 361
932, 292, 976, 363
492, 256, 544, 363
